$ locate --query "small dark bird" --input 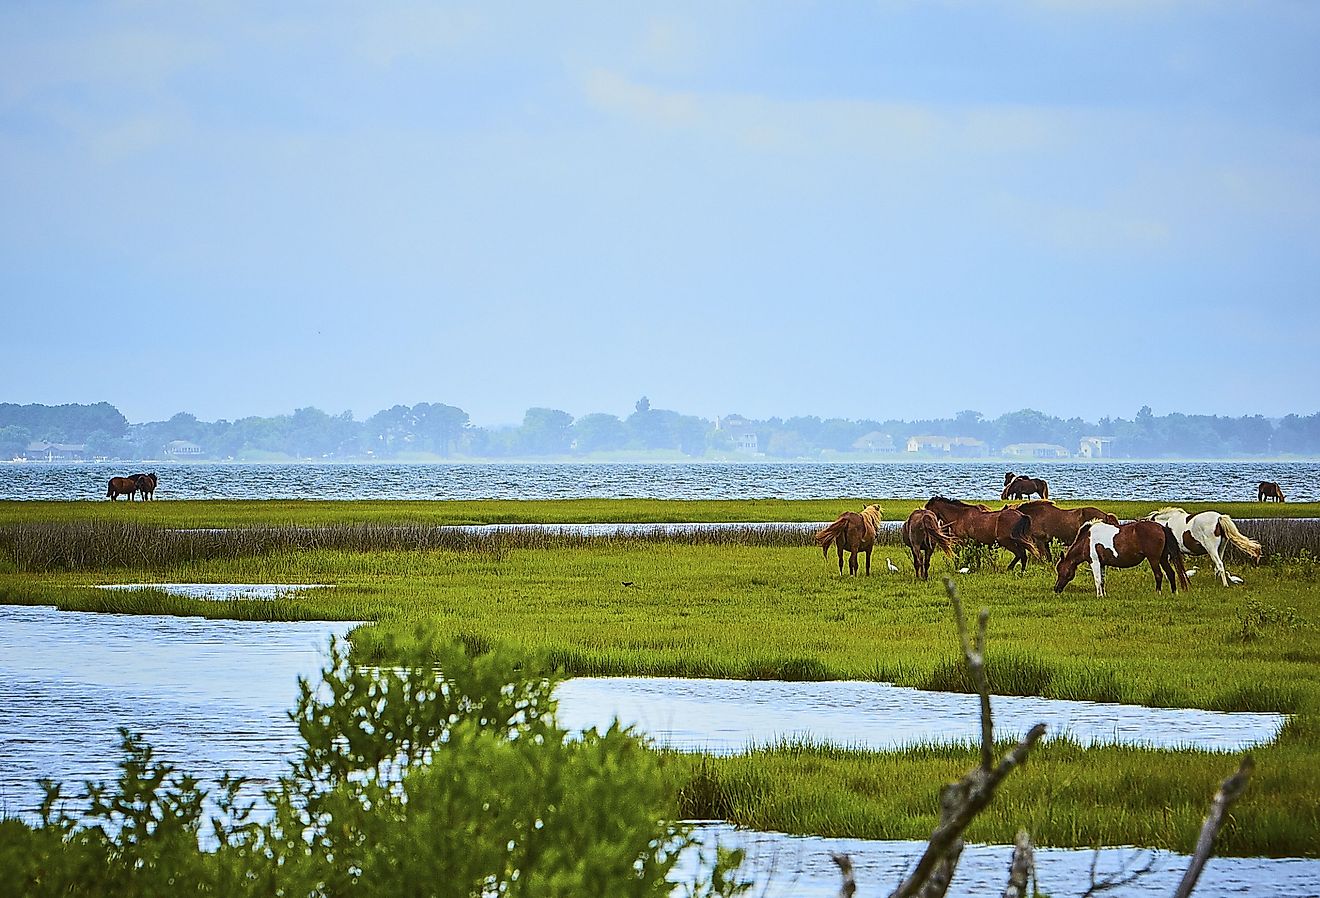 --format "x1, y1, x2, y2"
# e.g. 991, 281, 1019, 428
621, 581, 635, 587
